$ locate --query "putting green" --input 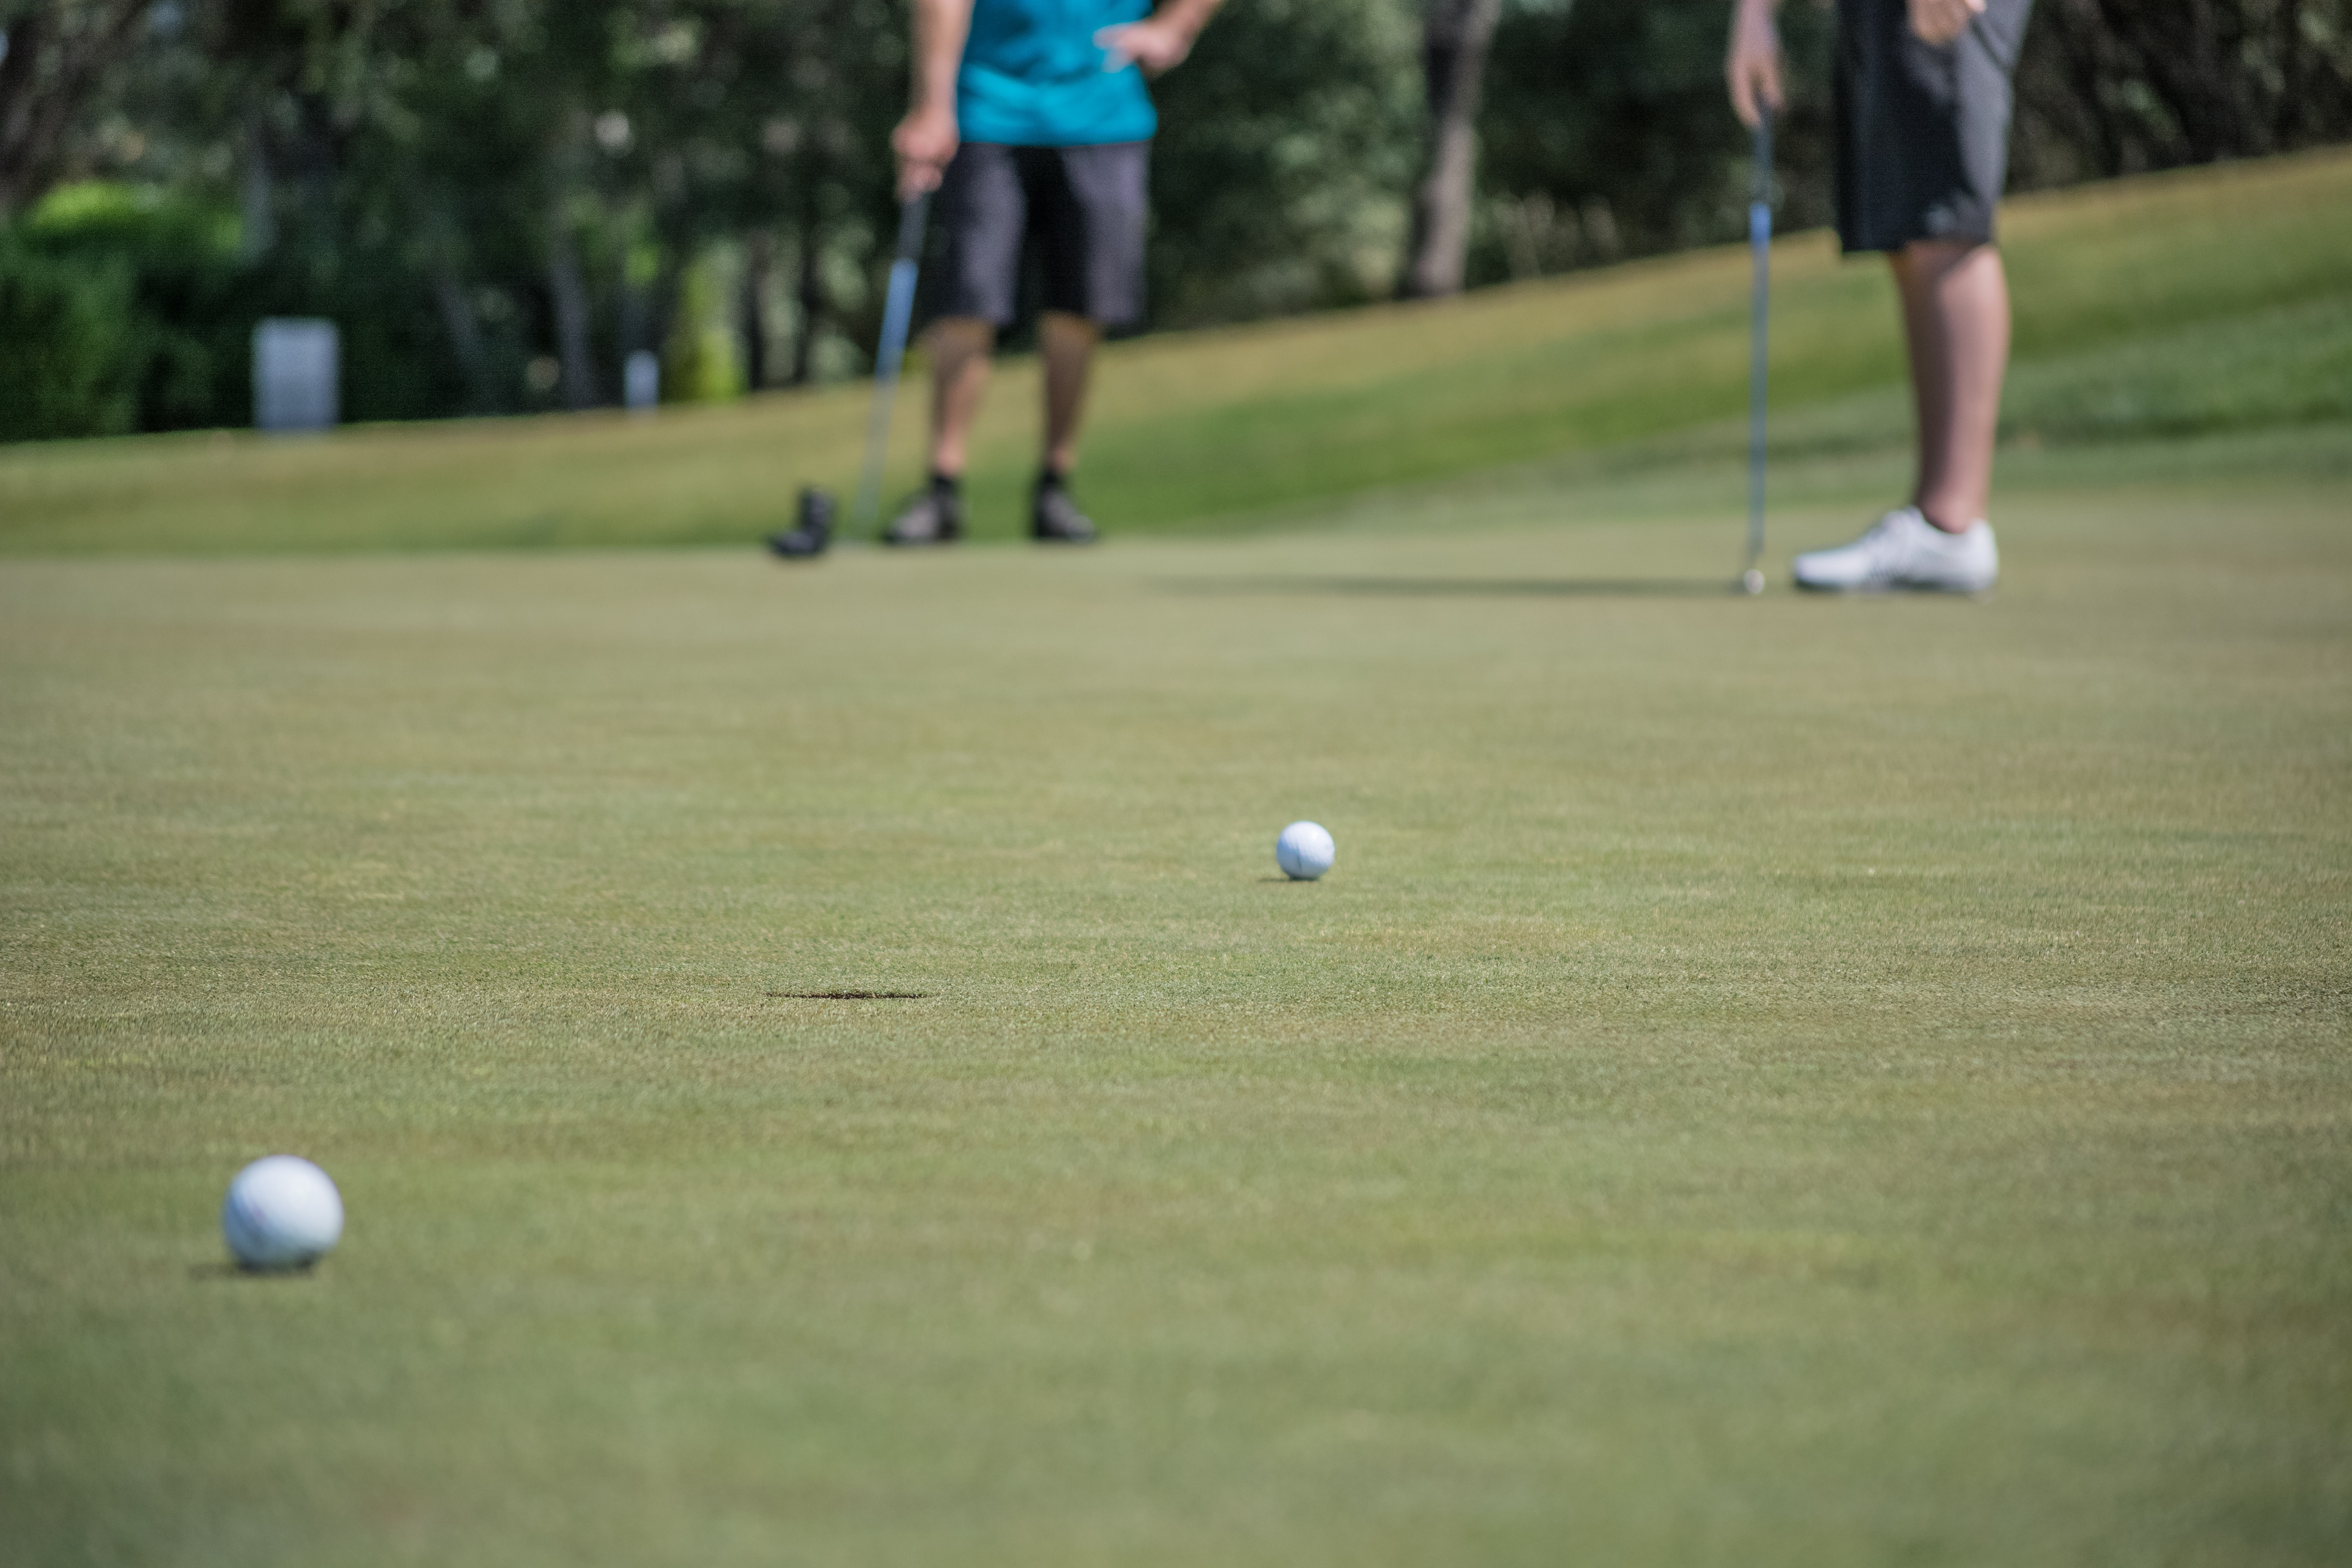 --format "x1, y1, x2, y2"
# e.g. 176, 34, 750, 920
3, 442, 2347, 1565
